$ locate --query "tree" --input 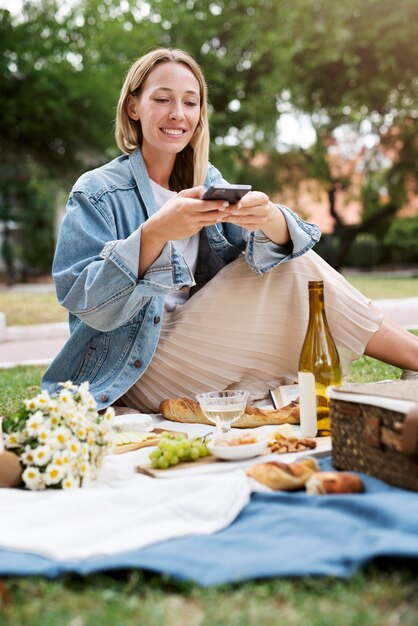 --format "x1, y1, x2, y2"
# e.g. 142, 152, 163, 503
0, 0, 160, 279
279, 0, 418, 267
1, 0, 417, 276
